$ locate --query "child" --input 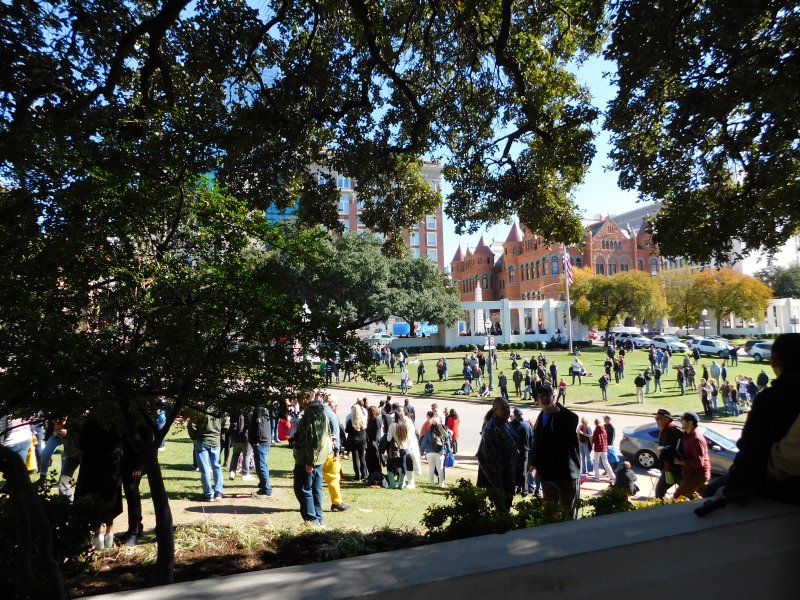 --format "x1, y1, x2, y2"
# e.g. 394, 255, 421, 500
556, 378, 568, 404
